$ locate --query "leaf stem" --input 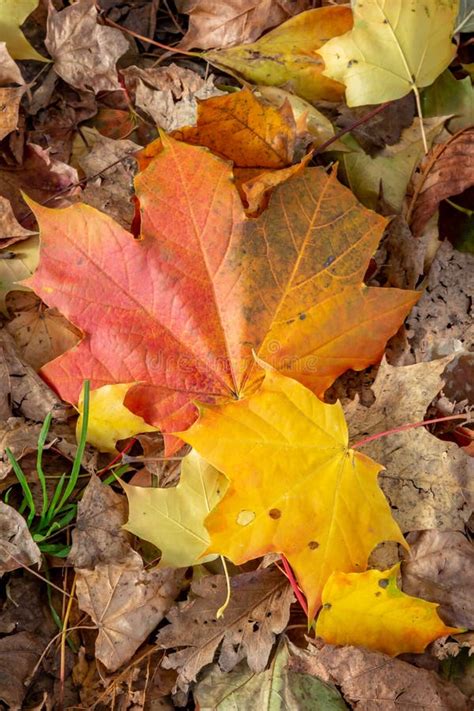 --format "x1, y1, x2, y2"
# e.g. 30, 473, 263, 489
351, 413, 470, 449
216, 556, 231, 618
280, 555, 308, 616
412, 85, 428, 154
